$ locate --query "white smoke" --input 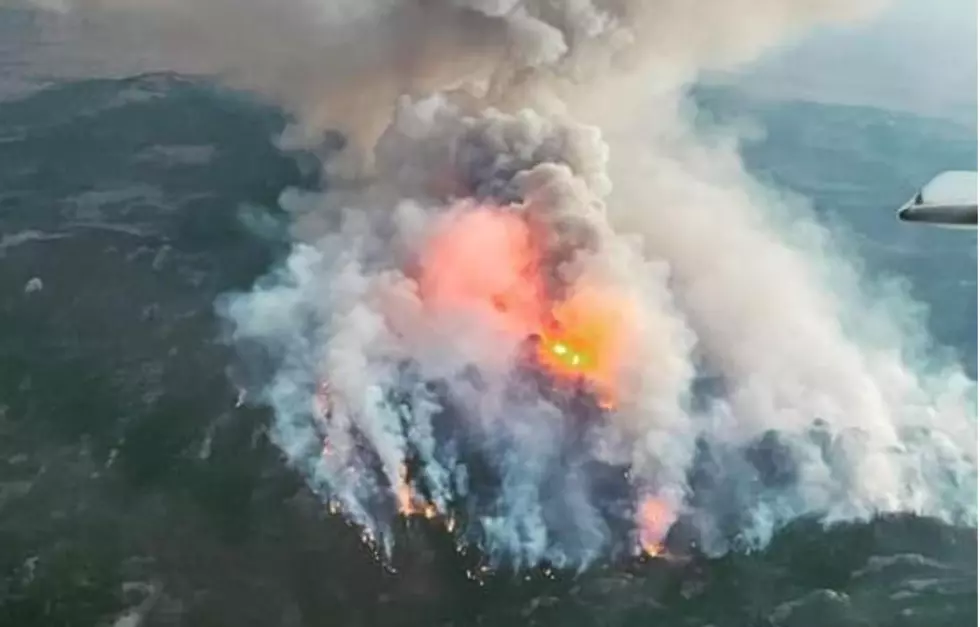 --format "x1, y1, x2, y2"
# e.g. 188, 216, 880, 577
599, 106, 977, 550
38, 0, 977, 565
